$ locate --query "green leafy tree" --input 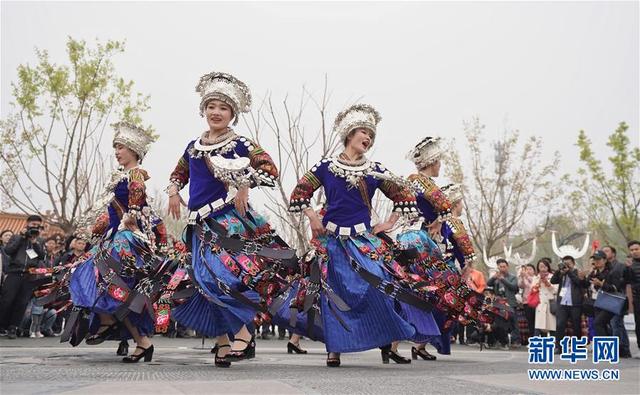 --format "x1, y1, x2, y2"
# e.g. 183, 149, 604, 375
574, 122, 640, 243
0, 37, 152, 232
